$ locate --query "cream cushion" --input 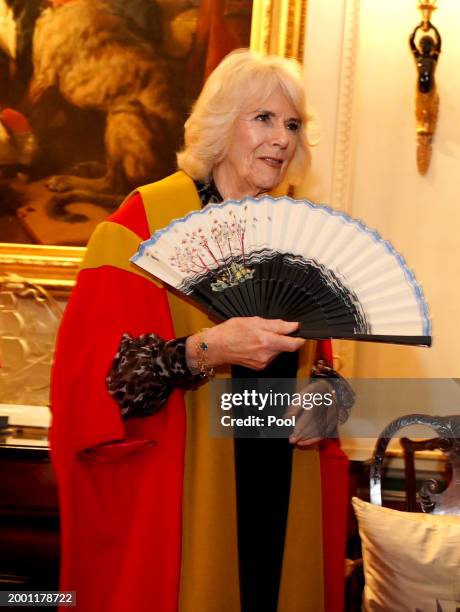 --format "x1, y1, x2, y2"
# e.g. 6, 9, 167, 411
352, 497, 460, 612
